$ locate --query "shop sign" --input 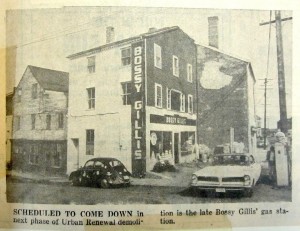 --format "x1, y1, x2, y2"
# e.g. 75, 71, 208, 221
150, 114, 196, 126
131, 41, 146, 176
